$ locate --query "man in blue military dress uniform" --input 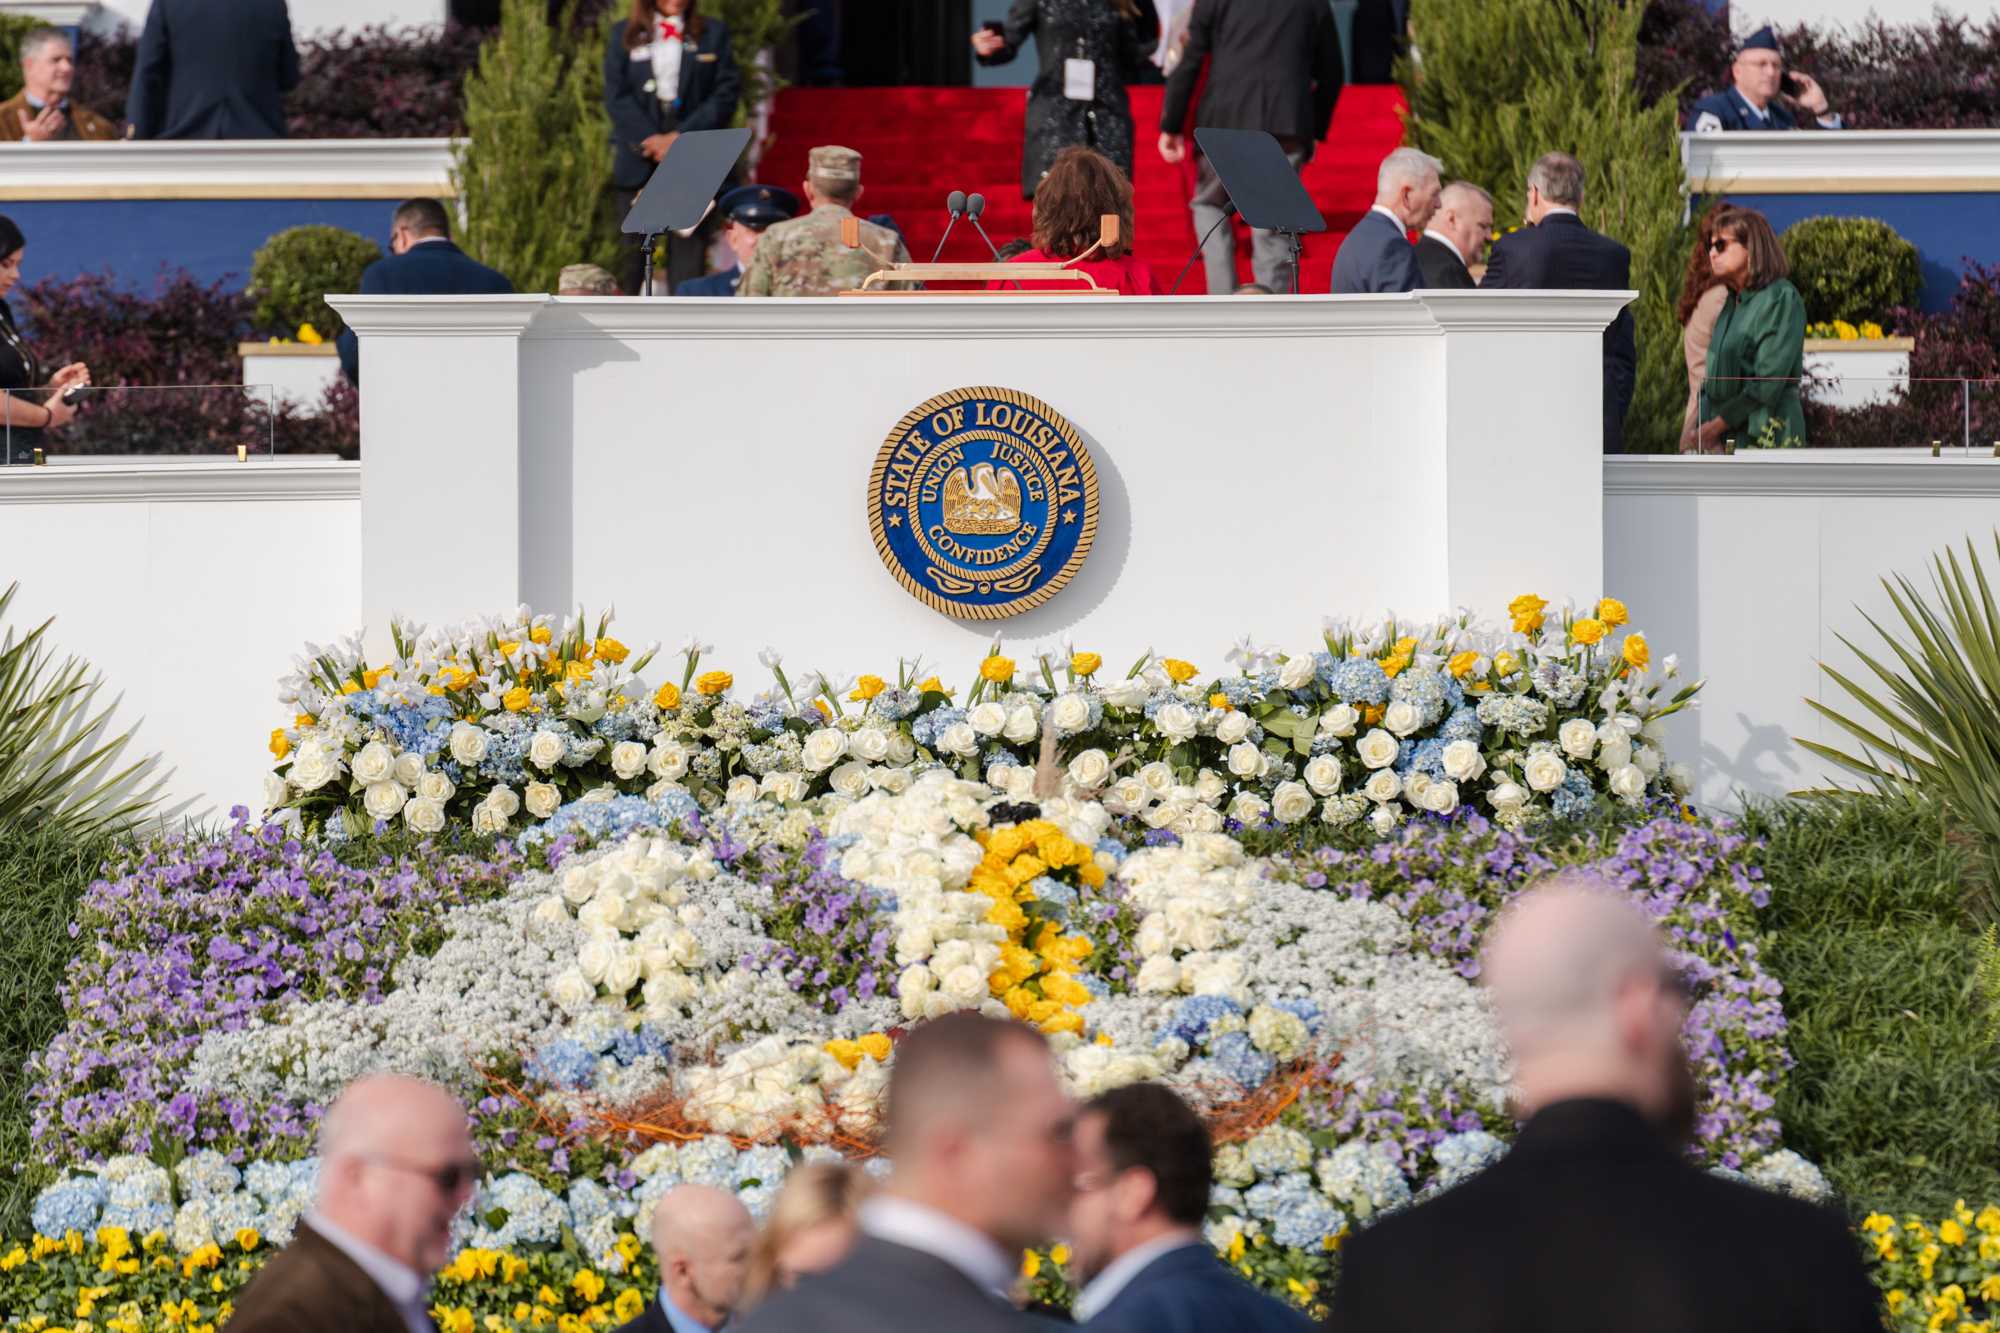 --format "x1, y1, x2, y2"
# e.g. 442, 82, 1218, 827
1686, 26, 1841, 133
675, 184, 800, 297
